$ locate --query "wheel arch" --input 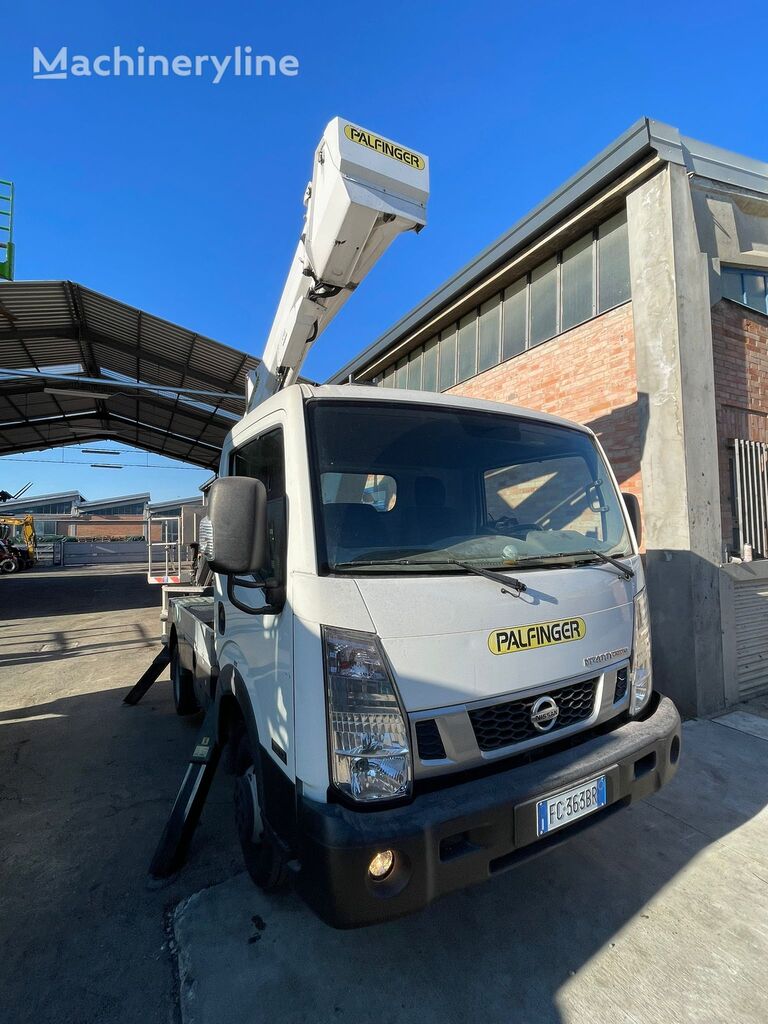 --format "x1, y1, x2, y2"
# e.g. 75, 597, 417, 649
215, 662, 298, 852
